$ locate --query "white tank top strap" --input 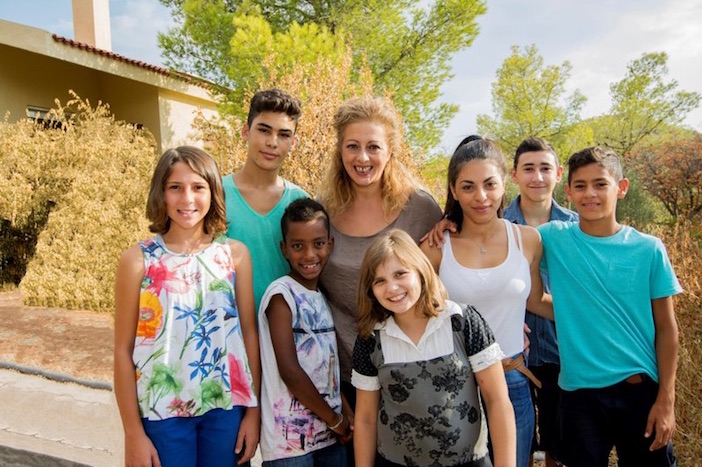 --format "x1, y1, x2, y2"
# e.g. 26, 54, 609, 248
503, 218, 524, 256
514, 221, 524, 251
